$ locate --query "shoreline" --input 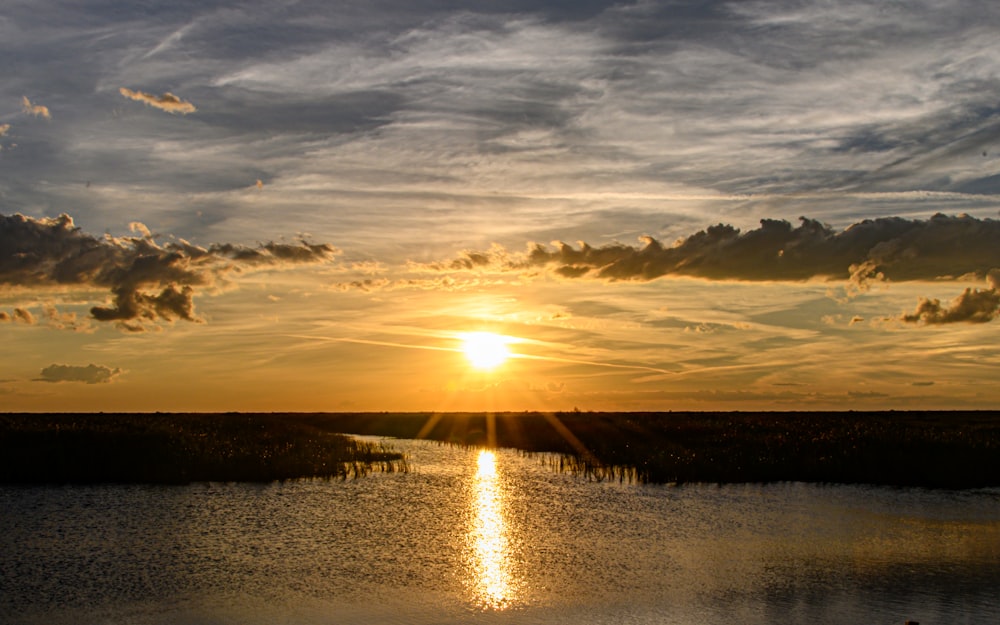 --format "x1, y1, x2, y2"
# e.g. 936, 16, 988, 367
2, 410, 998, 488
